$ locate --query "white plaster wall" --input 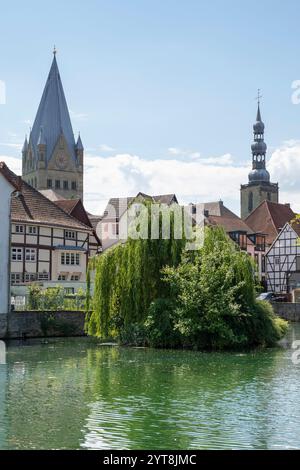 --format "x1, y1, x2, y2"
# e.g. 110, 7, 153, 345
0, 175, 14, 314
